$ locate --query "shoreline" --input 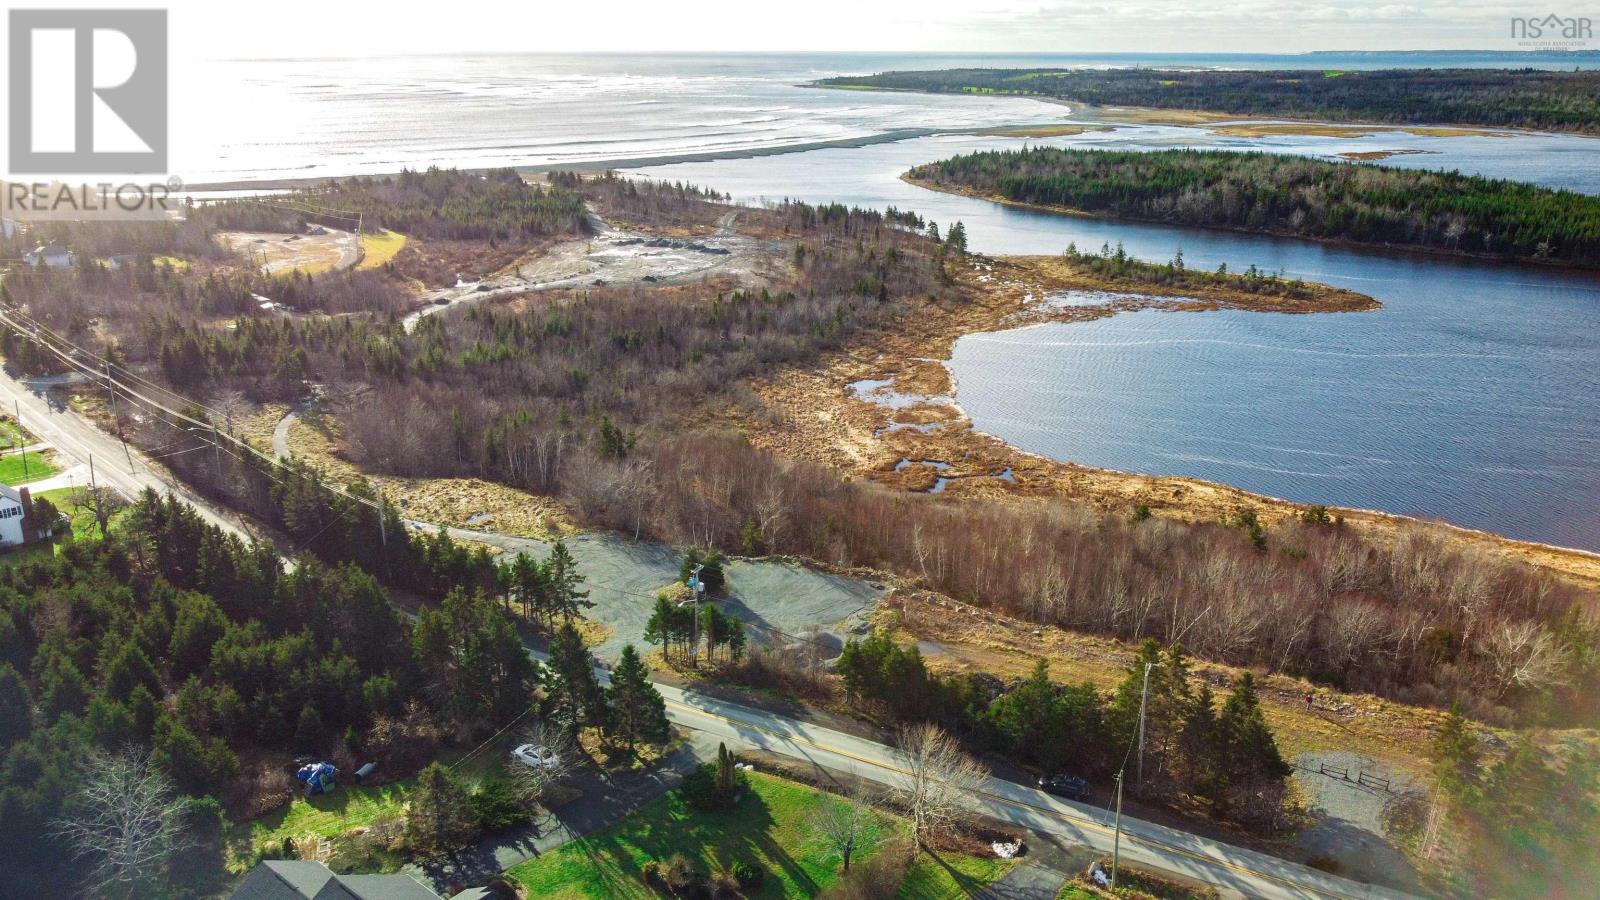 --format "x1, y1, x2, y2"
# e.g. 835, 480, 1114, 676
902, 173, 1600, 274
183, 117, 1080, 192
810, 82, 1600, 139
731, 252, 1600, 587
